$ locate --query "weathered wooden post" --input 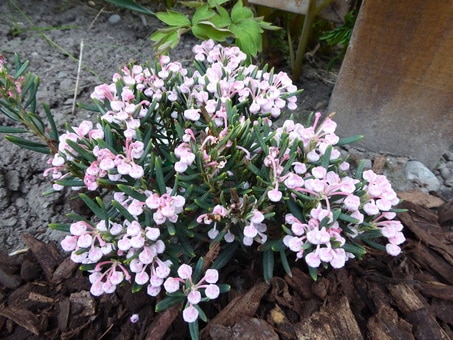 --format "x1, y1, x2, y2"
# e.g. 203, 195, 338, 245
328, 0, 453, 168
